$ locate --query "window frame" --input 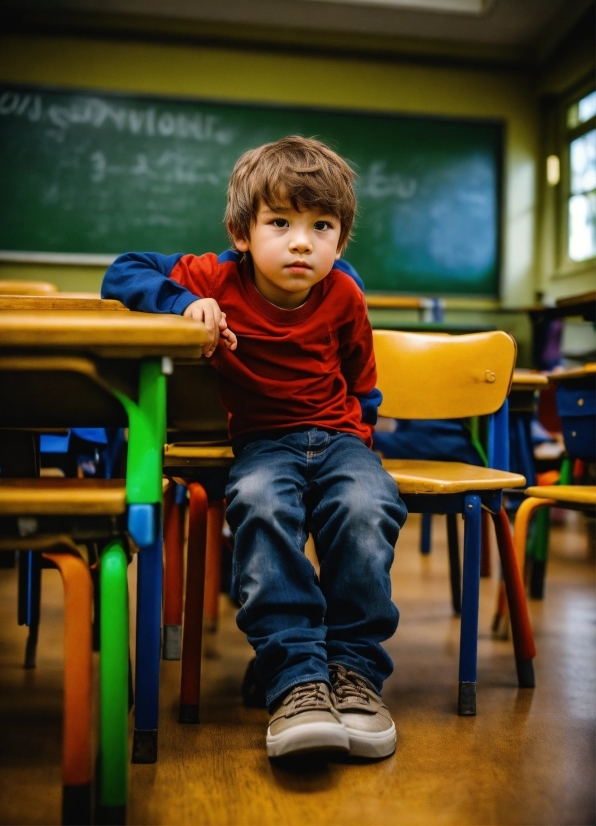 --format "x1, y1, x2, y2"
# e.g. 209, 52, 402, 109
556, 80, 596, 276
